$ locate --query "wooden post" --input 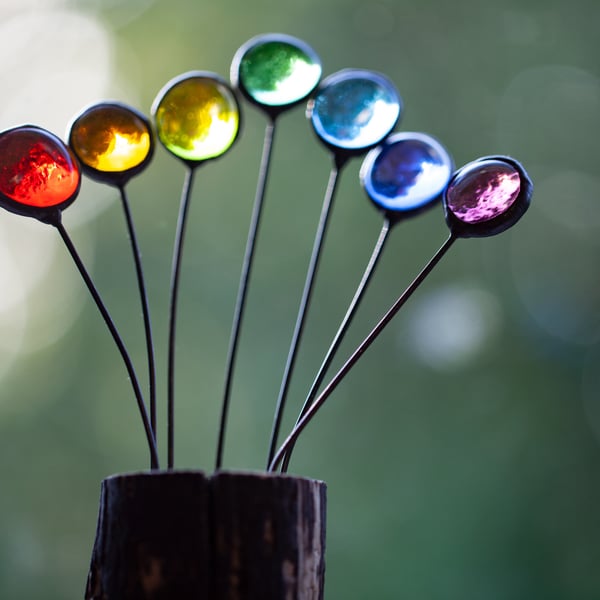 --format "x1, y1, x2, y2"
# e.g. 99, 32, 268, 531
212, 471, 327, 599
85, 470, 326, 599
